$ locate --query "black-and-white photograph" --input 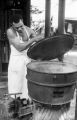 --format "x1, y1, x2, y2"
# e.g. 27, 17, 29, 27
0, 0, 77, 120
